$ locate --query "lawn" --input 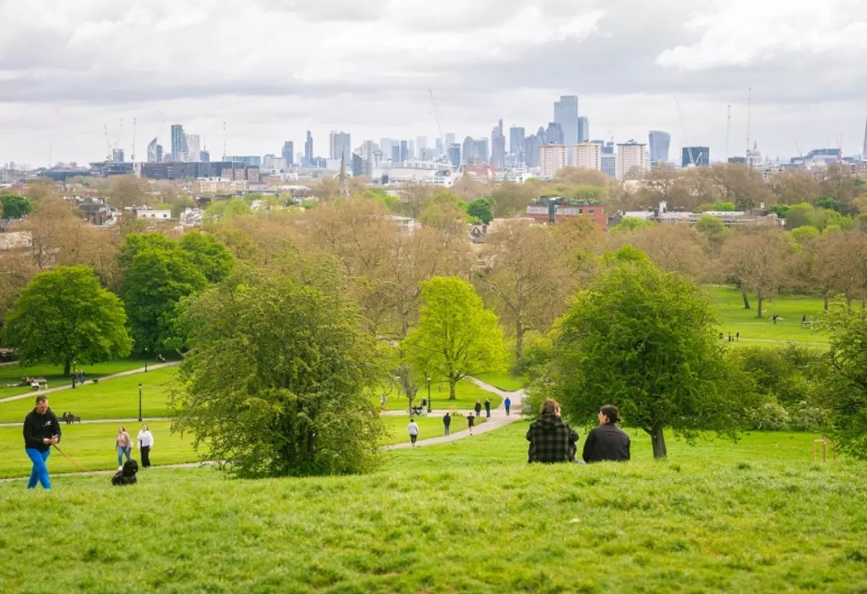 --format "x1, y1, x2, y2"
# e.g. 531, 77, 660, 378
2, 422, 866, 593
0, 355, 165, 399
0, 367, 179, 424
372, 378, 503, 412
475, 372, 527, 392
